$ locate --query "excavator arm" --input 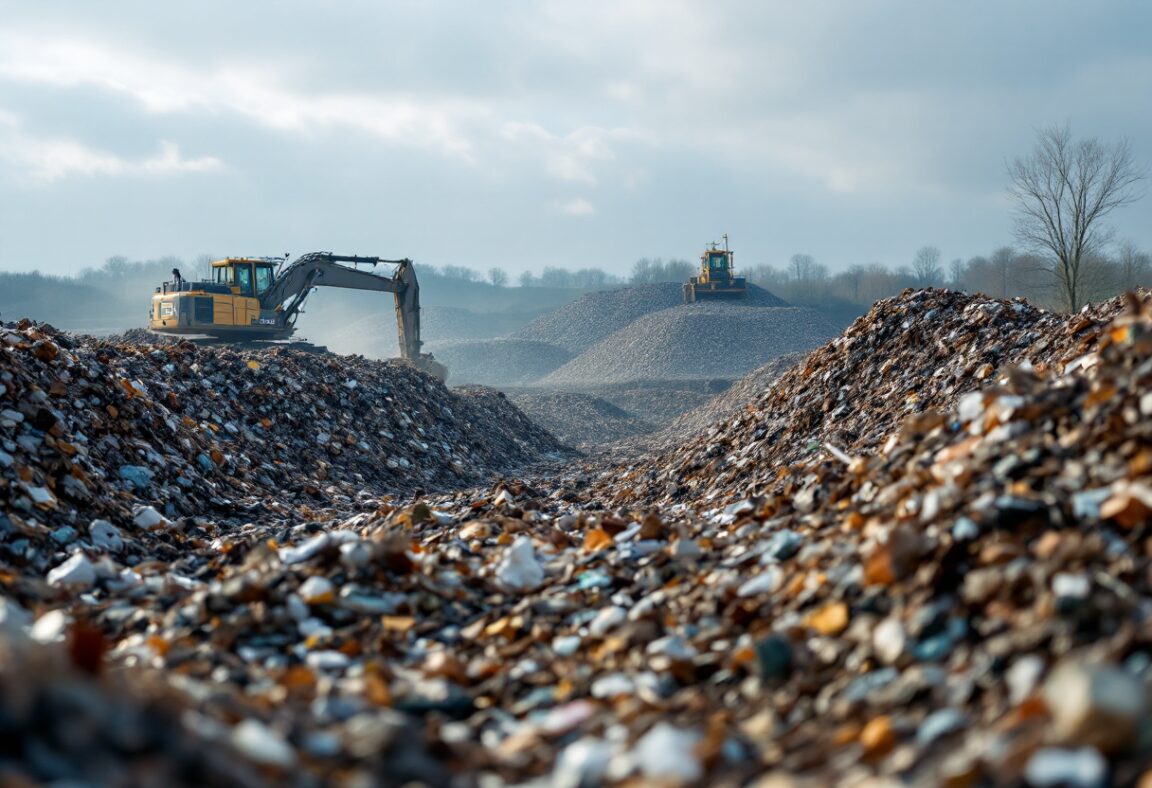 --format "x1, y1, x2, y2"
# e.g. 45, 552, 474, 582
261, 253, 423, 360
